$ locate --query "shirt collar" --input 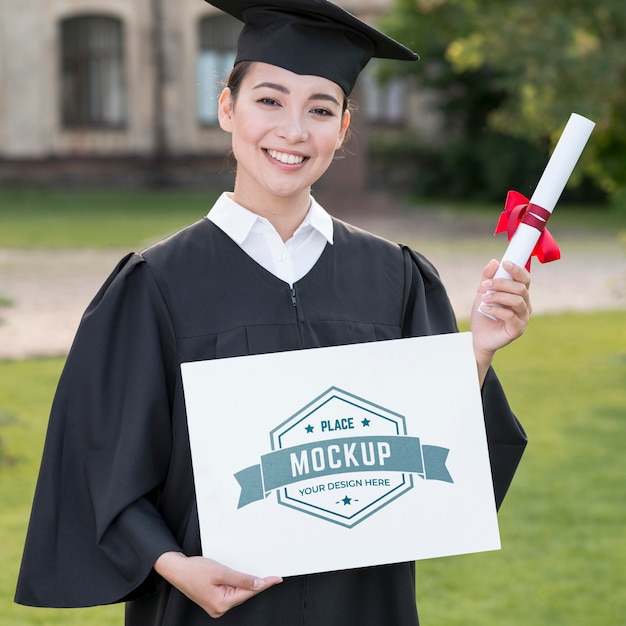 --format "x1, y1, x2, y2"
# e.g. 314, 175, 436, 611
208, 192, 334, 245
